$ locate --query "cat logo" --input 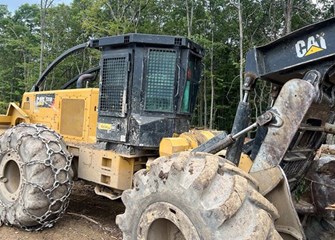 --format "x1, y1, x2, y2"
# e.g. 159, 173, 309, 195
295, 34, 327, 58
